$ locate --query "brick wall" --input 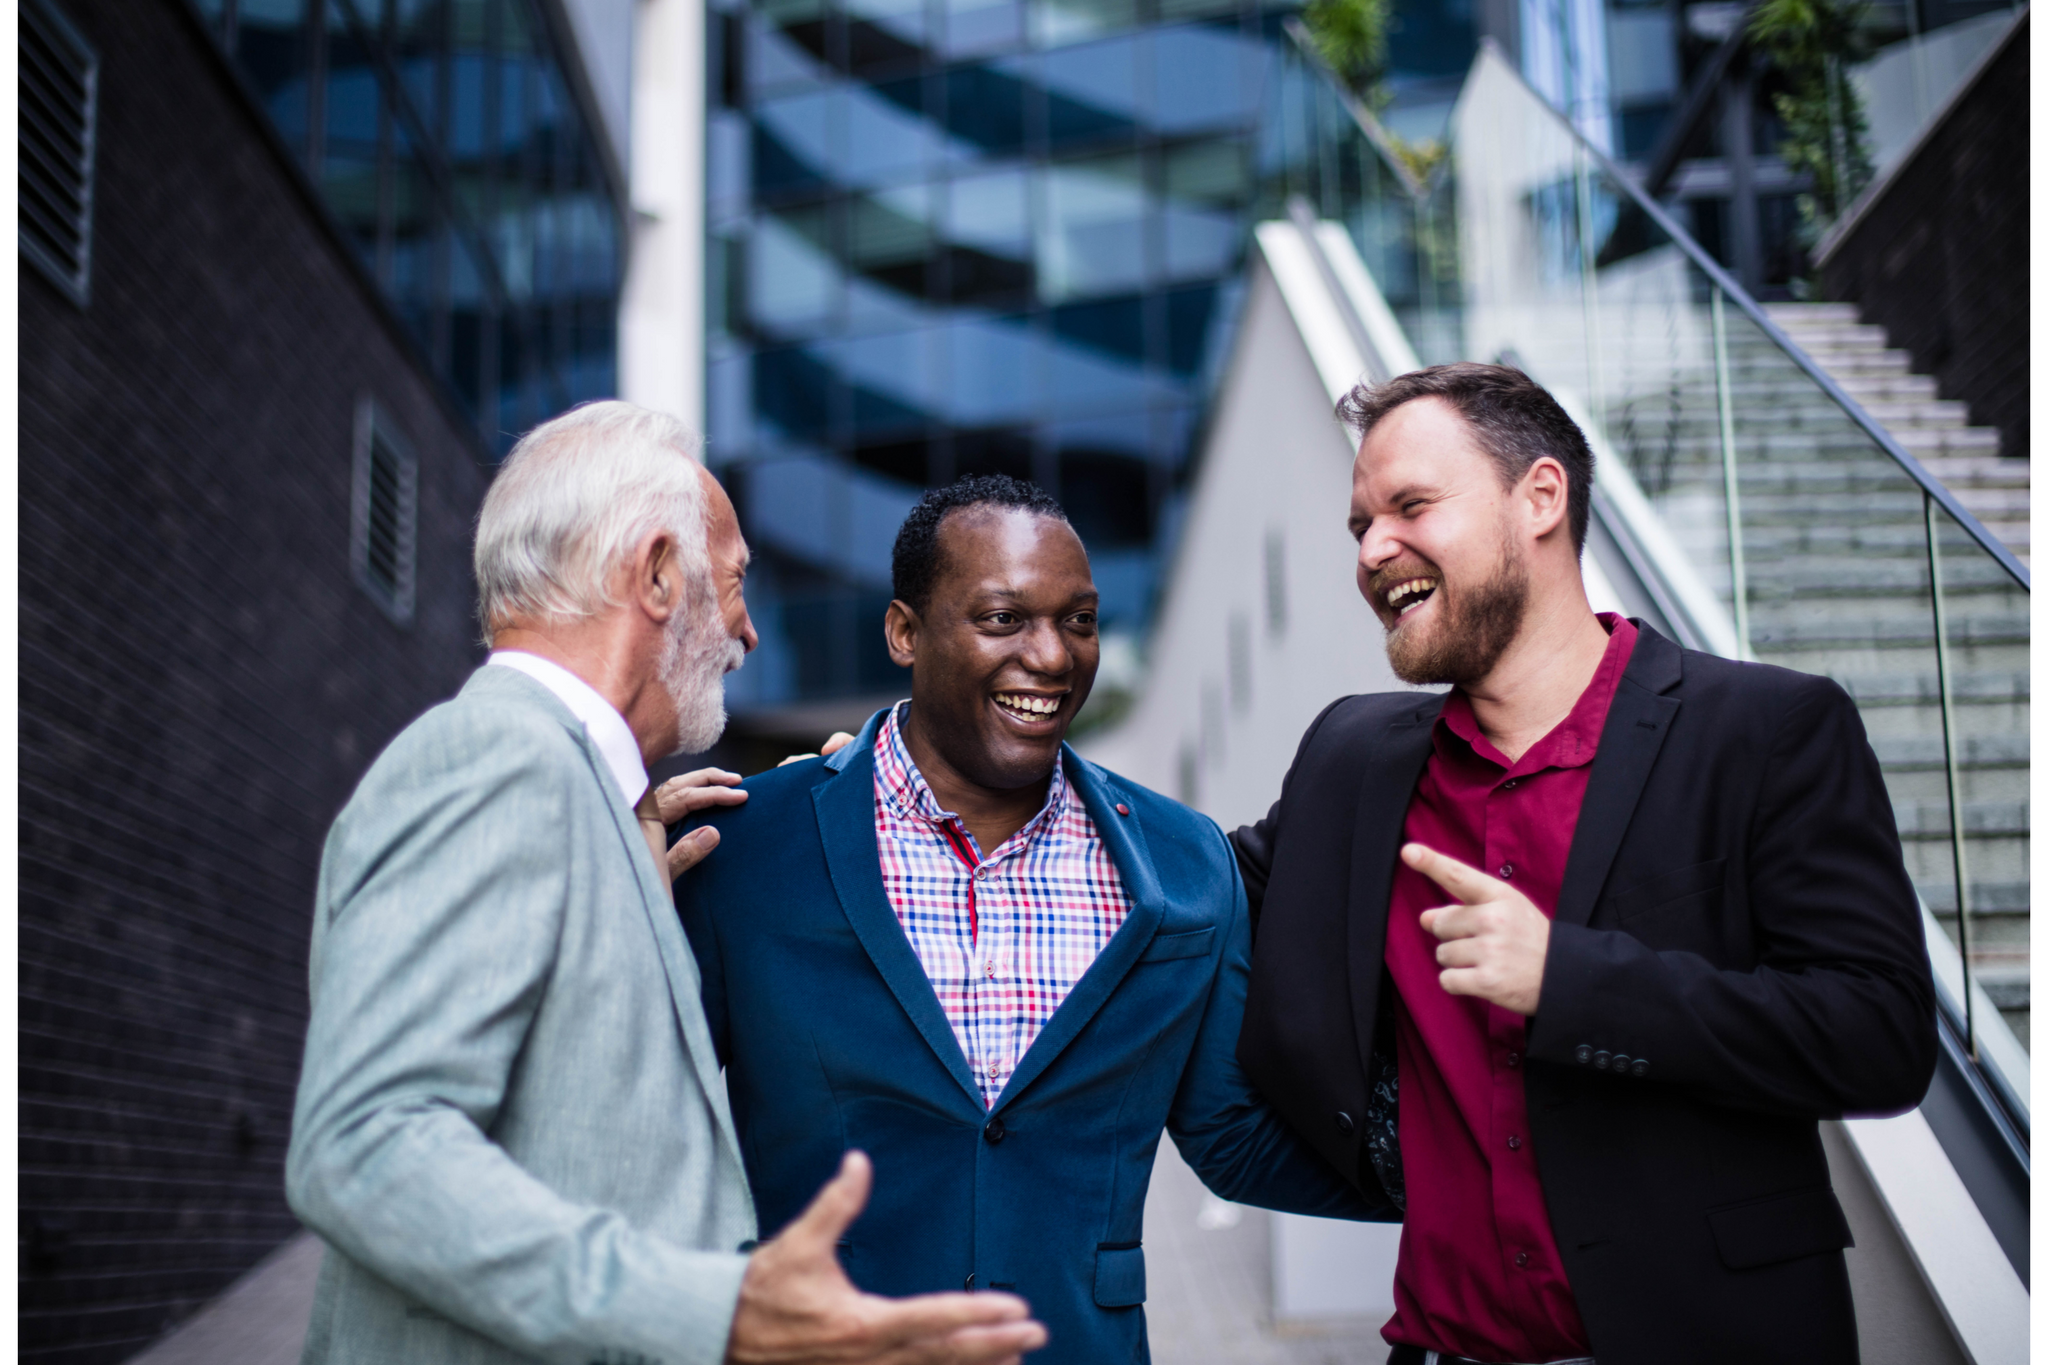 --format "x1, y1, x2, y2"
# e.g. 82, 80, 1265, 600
18, 1, 492, 1358
1819, 16, 2028, 459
